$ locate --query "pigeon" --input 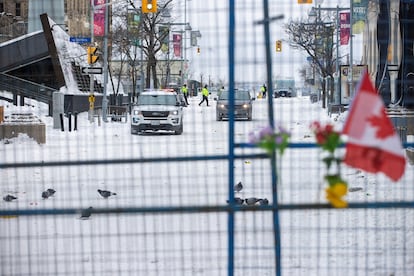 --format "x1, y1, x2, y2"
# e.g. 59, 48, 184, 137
3, 194, 17, 202
46, 188, 56, 196
97, 189, 117, 198
259, 198, 269, 205
42, 191, 50, 199
226, 197, 244, 205
234, 181, 243, 193
80, 207, 93, 219
245, 197, 262, 205
42, 188, 55, 199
